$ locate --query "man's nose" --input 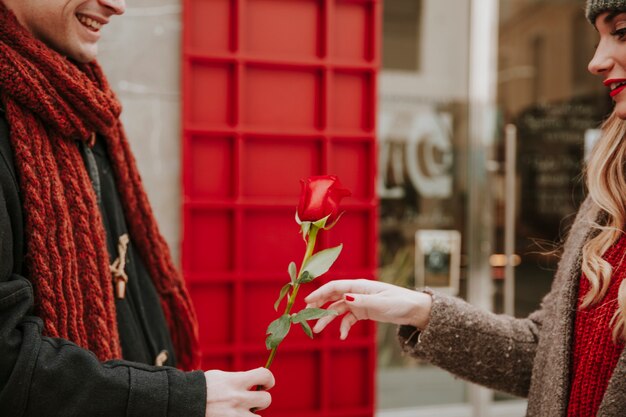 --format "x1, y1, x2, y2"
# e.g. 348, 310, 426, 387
99, 0, 126, 15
